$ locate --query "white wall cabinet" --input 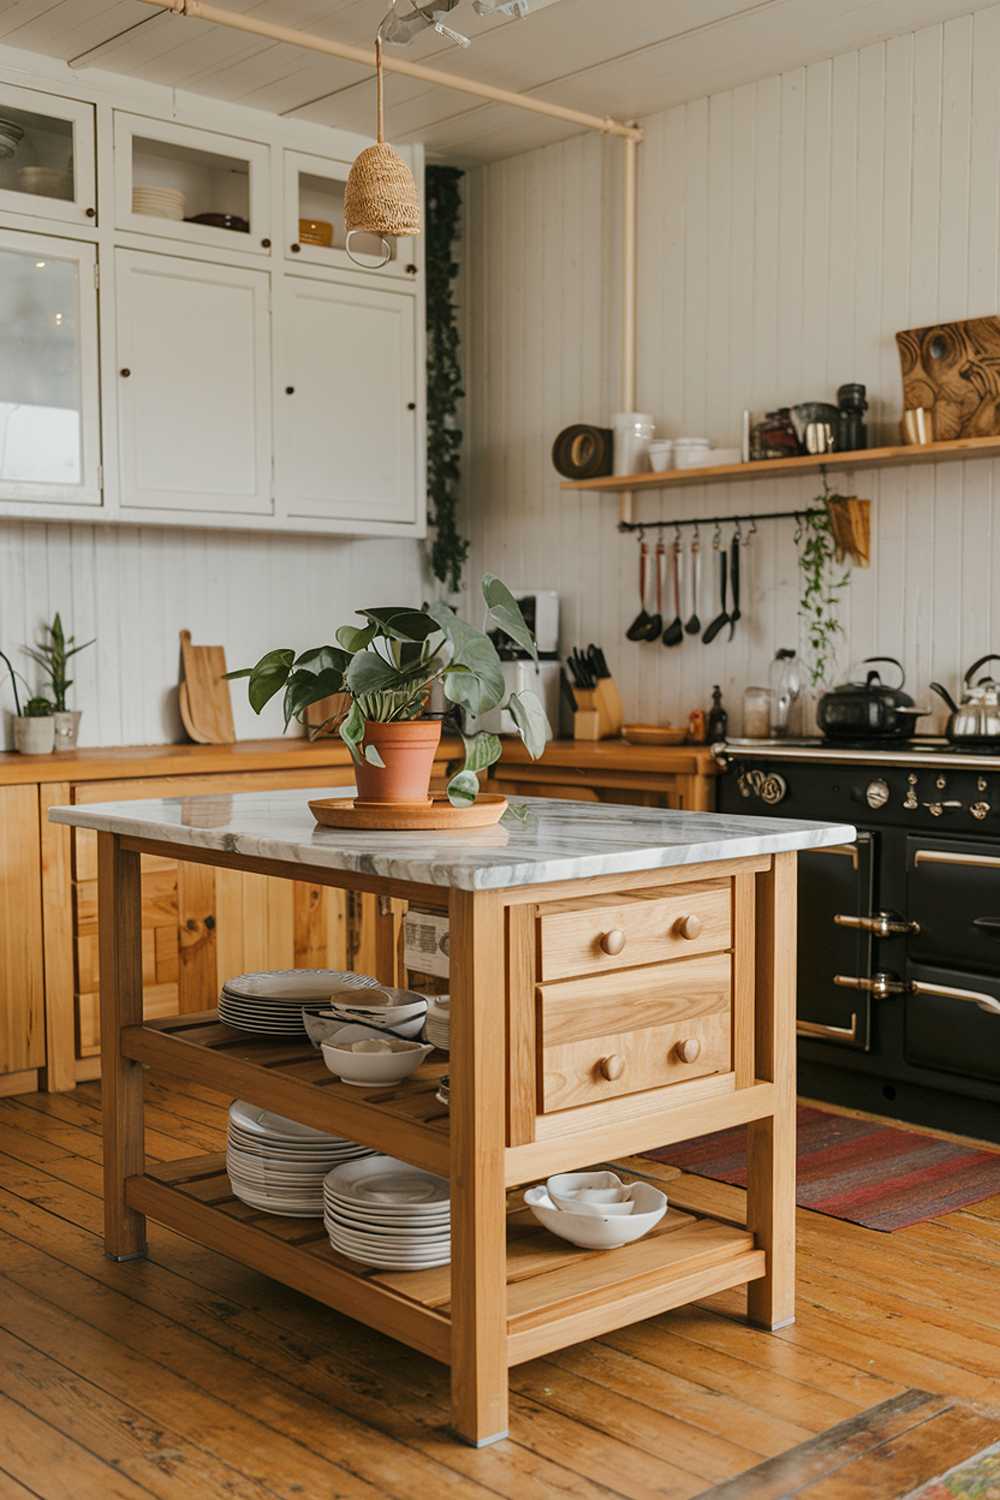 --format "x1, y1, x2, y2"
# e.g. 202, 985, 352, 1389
0, 226, 101, 505
115, 249, 273, 515
284, 148, 418, 281
0, 82, 96, 228
278, 275, 418, 526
